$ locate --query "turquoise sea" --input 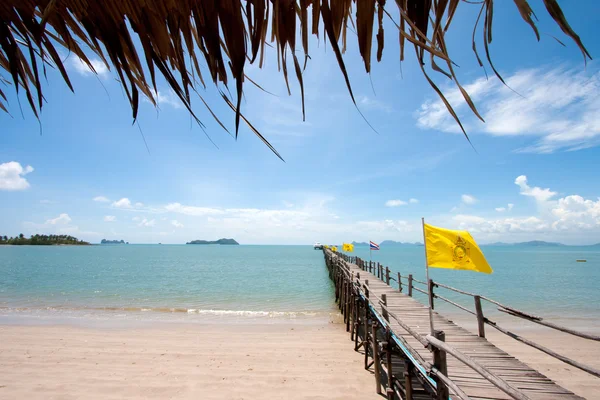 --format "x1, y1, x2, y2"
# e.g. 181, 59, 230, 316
0, 245, 598, 327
